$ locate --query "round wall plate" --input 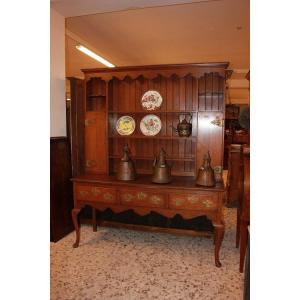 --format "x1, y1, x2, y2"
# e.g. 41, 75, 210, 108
116, 116, 136, 135
140, 114, 162, 136
141, 90, 162, 111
